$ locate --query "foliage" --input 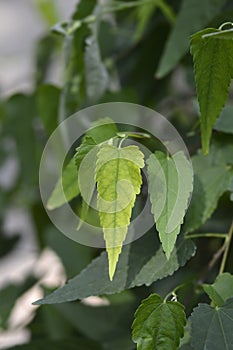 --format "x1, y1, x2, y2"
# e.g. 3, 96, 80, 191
1, 0, 233, 349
